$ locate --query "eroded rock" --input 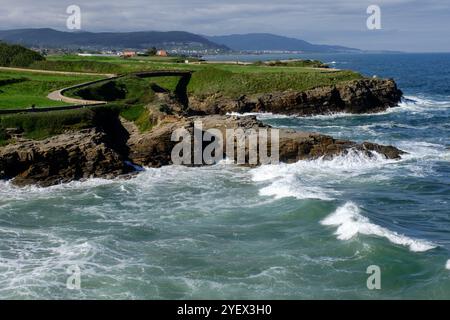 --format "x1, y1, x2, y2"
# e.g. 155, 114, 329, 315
0, 128, 134, 187
189, 78, 403, 116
